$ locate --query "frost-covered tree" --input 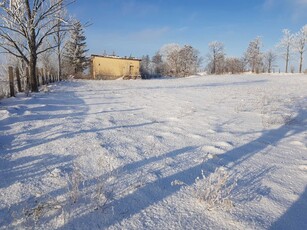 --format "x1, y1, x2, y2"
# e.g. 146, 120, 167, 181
52, 1, 70, 81
159, 43, 200, 77
159, 43, 181, 76
178, 45, 200, 77
224, 57, 245, 74
0, 0, 73, 92
244, 37, 263, 73
294, 25, 307, 73
140, 55, 151, 78
63, 20, 89, 75
264, 50, 277, 73
207, 41, 225, 74
277, 29, 294, 73
151, 52, 164, 77
40, 44, 57, 77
